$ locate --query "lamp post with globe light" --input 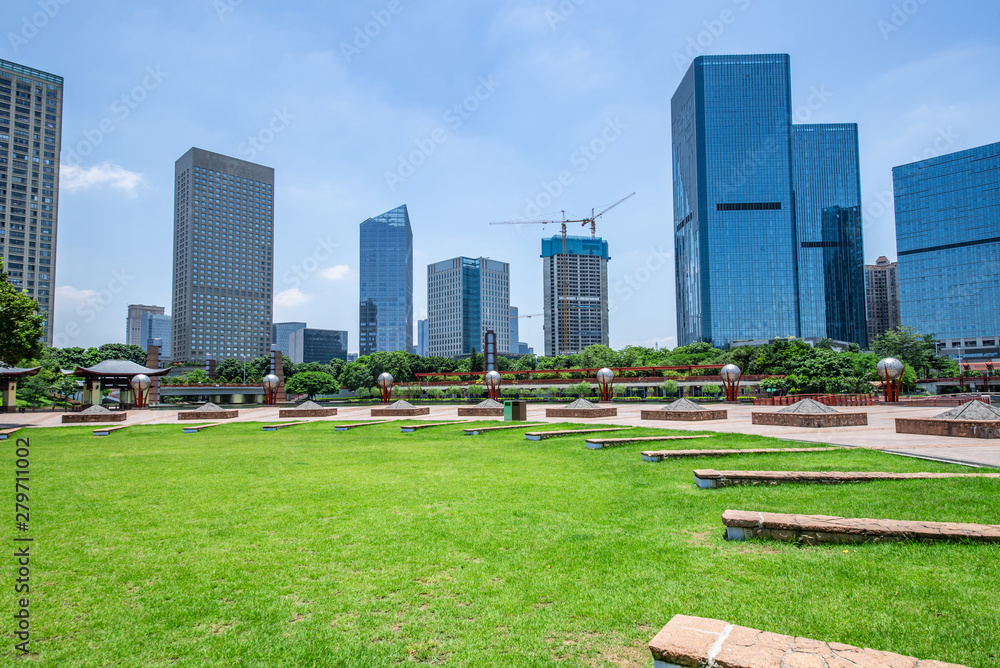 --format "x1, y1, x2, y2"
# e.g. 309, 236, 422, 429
877, 358, 905, 403
377, 373, 394, 404
130, 374, 151, 409
596, 368, 614, 402
485, 370, 502, 402
262, 374, 280, 406
720, 364, 742, 402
